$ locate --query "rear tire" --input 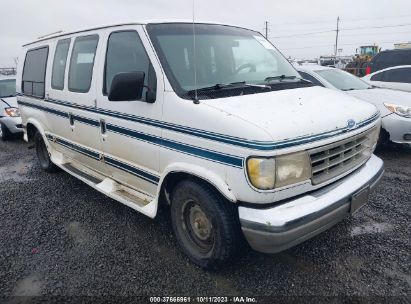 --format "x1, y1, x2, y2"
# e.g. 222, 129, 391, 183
170, 180, 242, 269
34, 131, 59, 173
0, 123, 12, 141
